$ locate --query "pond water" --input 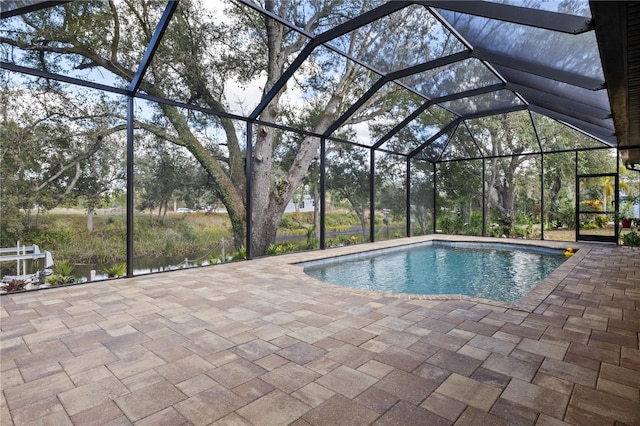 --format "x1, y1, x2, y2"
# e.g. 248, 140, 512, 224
73, 255, 210, 282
